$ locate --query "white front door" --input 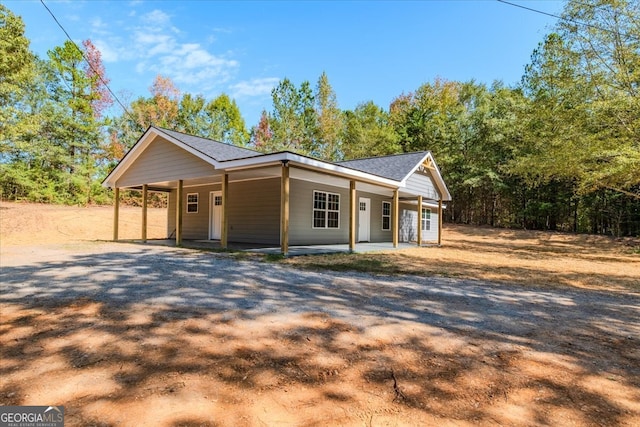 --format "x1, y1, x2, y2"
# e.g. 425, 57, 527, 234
209, 191, 222, 240
358, 197, 370, 242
